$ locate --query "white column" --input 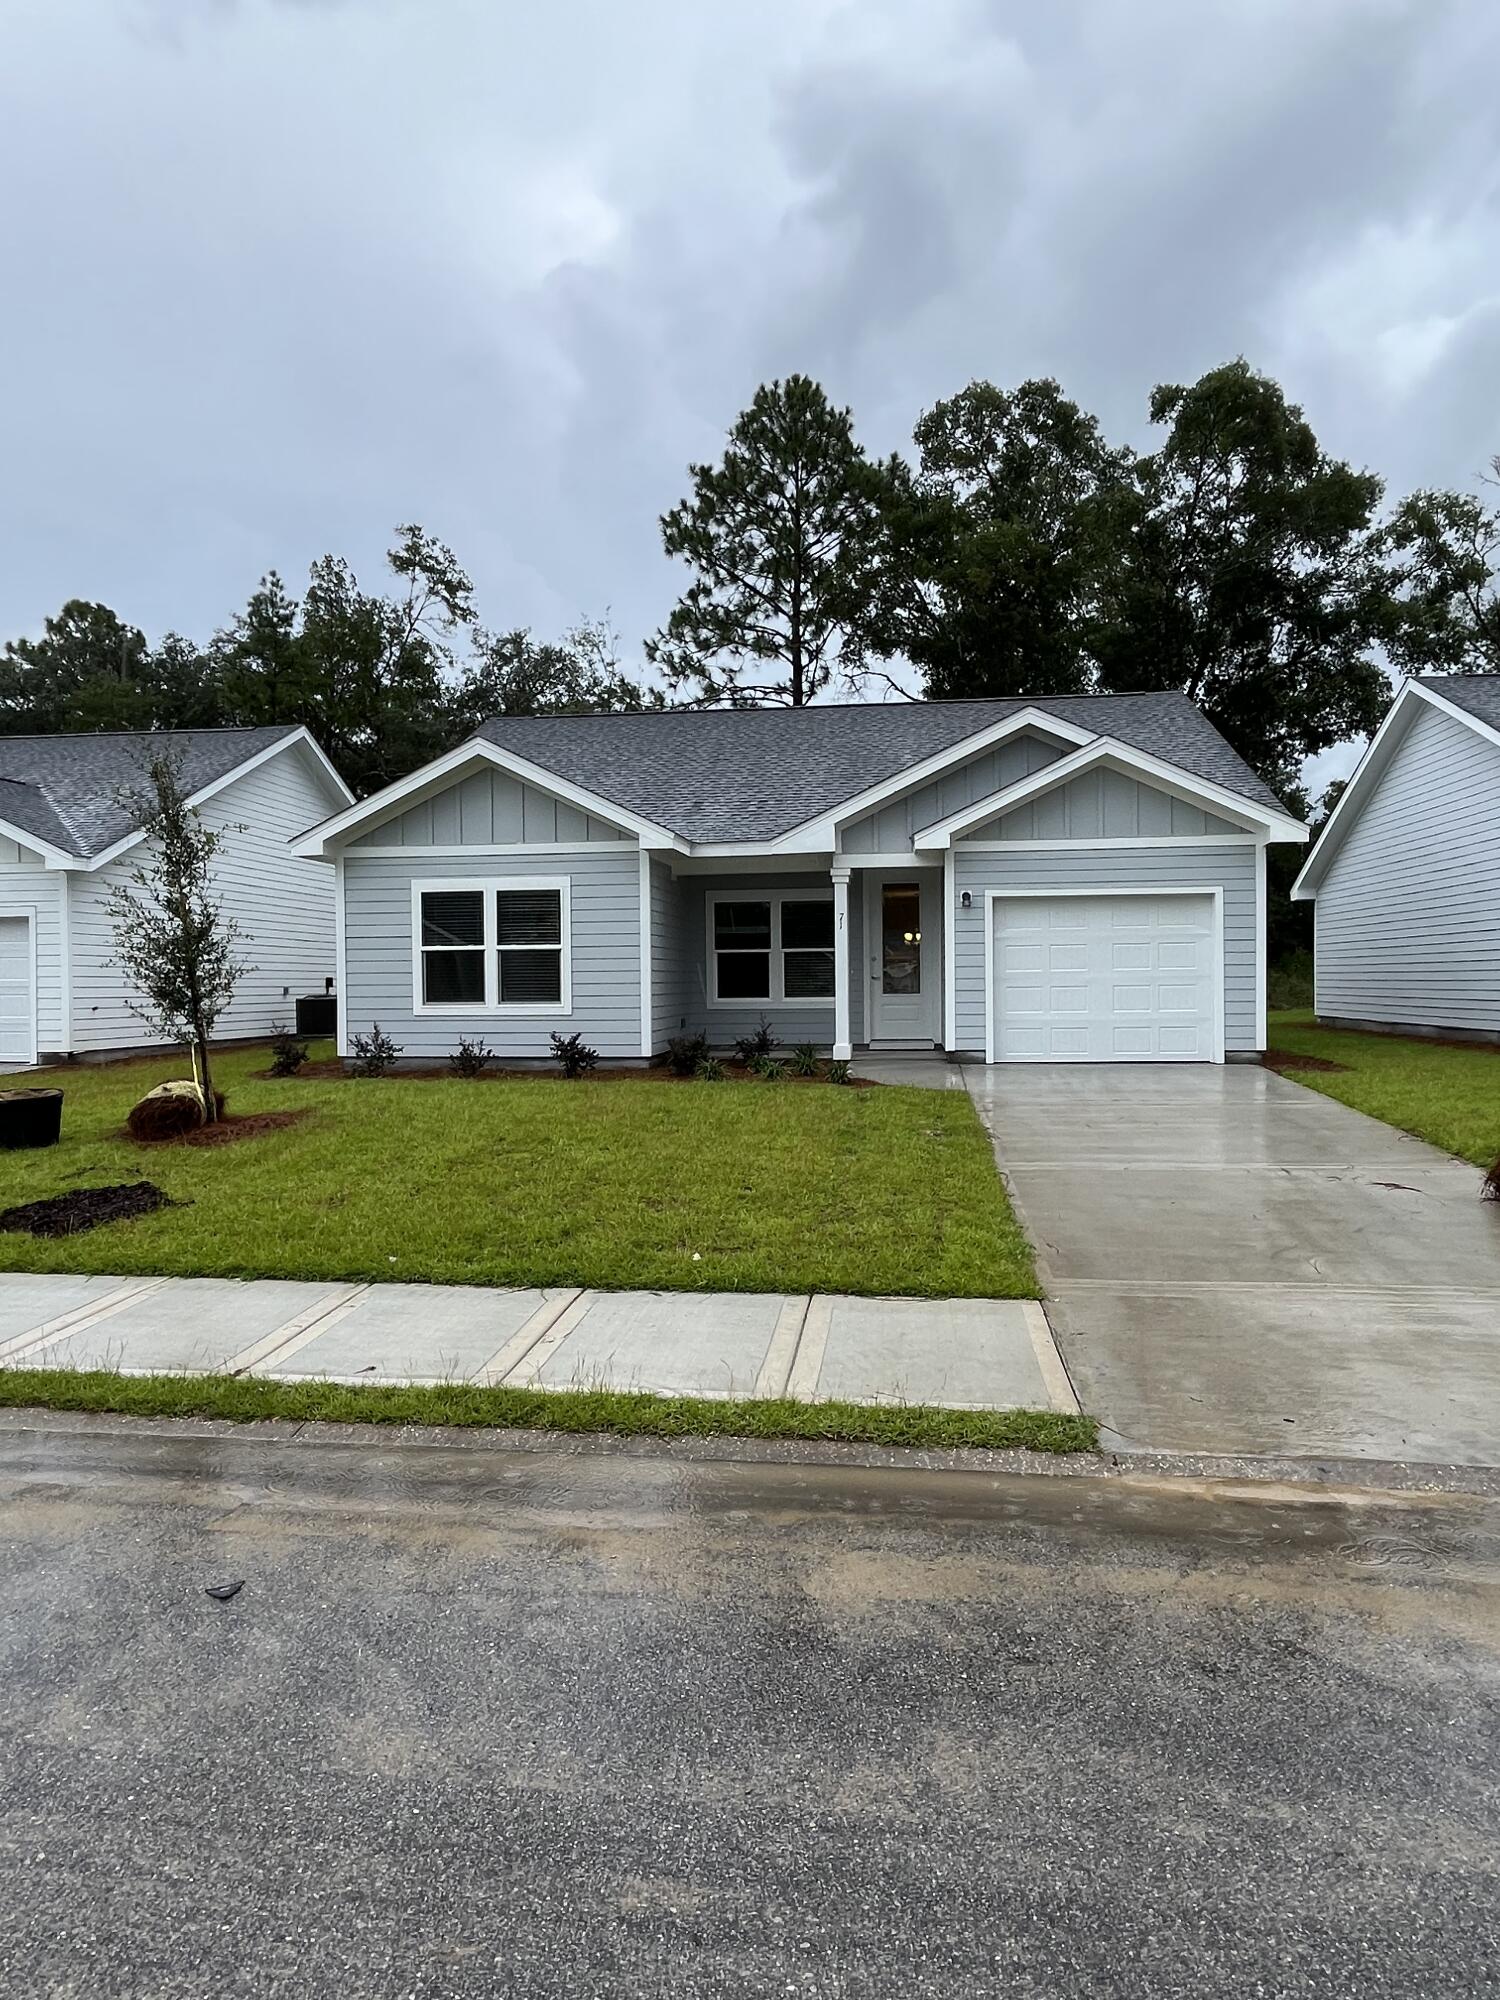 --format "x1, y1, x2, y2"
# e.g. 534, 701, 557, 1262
831, 864, 852, 1060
